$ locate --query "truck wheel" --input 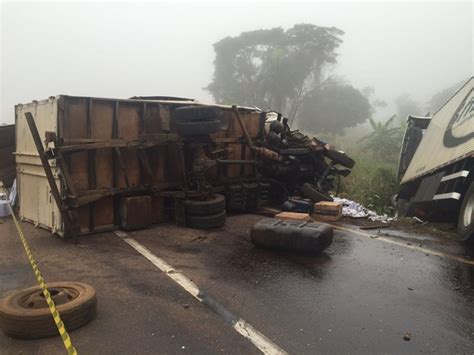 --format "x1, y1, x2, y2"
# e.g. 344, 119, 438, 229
326, 150, 355, 169
0, 282, 96, 339
174, 106, 218, 122
458, 182, 474, 242
301, 183, 333, 202
176, 120, 220, 136
186, 211, 226, 229
184, 194, 225, 216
